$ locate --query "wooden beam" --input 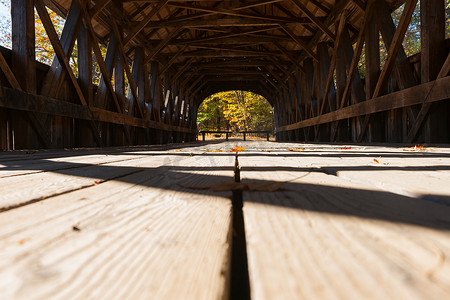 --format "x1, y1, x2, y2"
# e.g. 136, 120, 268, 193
159, 45, 187, 75
180, 50, 272, 58
0, 52, 53, 149
407, 0, 448, 143
279, 24, 317, 60
0, 52, 21, 90
143, 27, 184, 64
273, 43, 305, 72
374, 0, 417, 91
0, 87, 195, 133
12, 0, 35, 94
40, 0, 81, 98
110, 20, 144, 118
299, 0, 350, 62
356, 0, 418, 141
319, 12, 346, 116
371, 0, 418, 98
143, 17, 312, 28
78, 23, 93, 106
289, 0, 335, 40
171, 58, 196, 83
90, 0, 112, 19
123, 0, 169, 46
364, 7, 382, 142
407, 52, 450, 143
150, 0, 286, 26
35, 0, 88, 106
338, 4, 373, 110
277, 76, 450, 132
166, 2, 301, 23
